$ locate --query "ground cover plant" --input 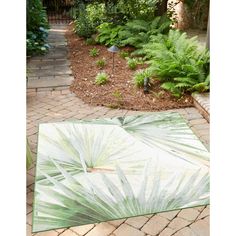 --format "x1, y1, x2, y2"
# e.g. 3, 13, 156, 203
89, 47, 100, 57
95, 72, 109, 85
27, 0, 49, 56
134, 69, 152, 88
96, 58, 106, 69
